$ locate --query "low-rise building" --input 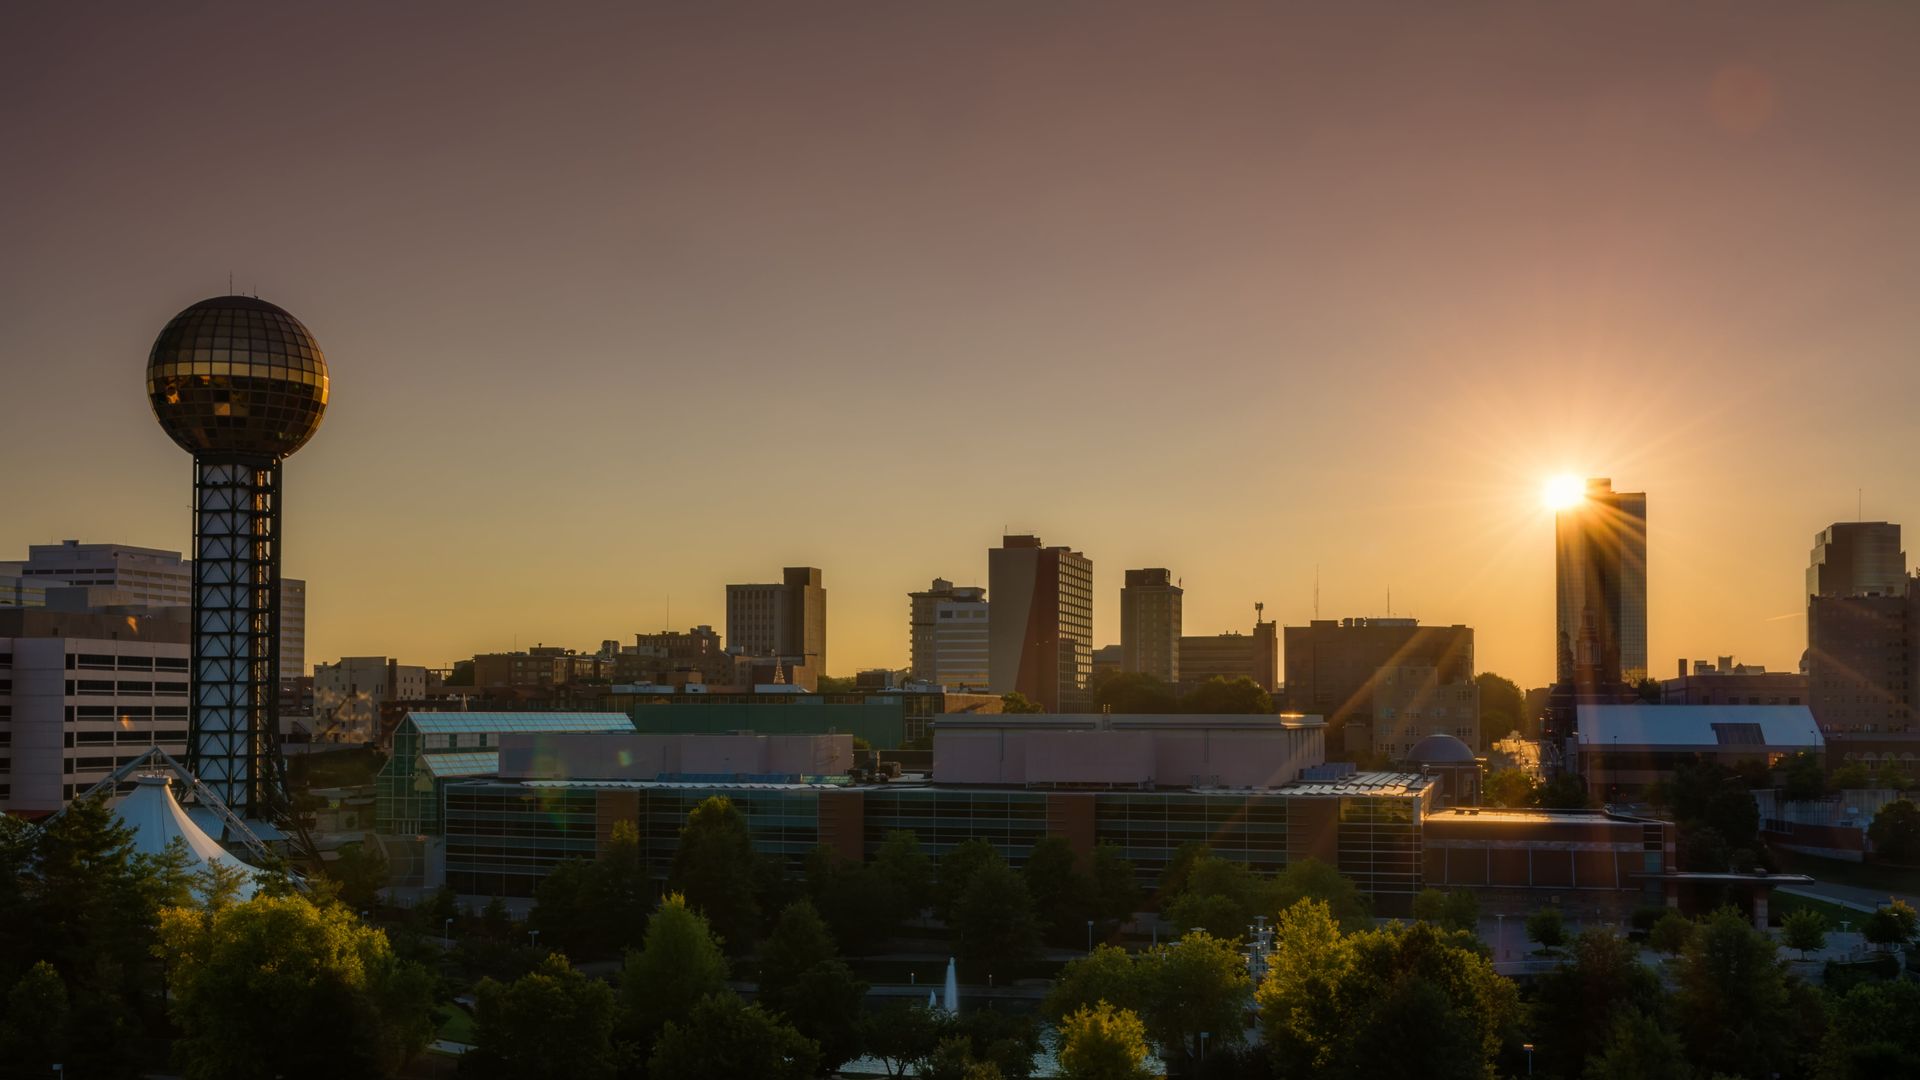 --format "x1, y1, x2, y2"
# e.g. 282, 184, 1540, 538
1571, 704, 1825, 802
1660, 657, 1807, 707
